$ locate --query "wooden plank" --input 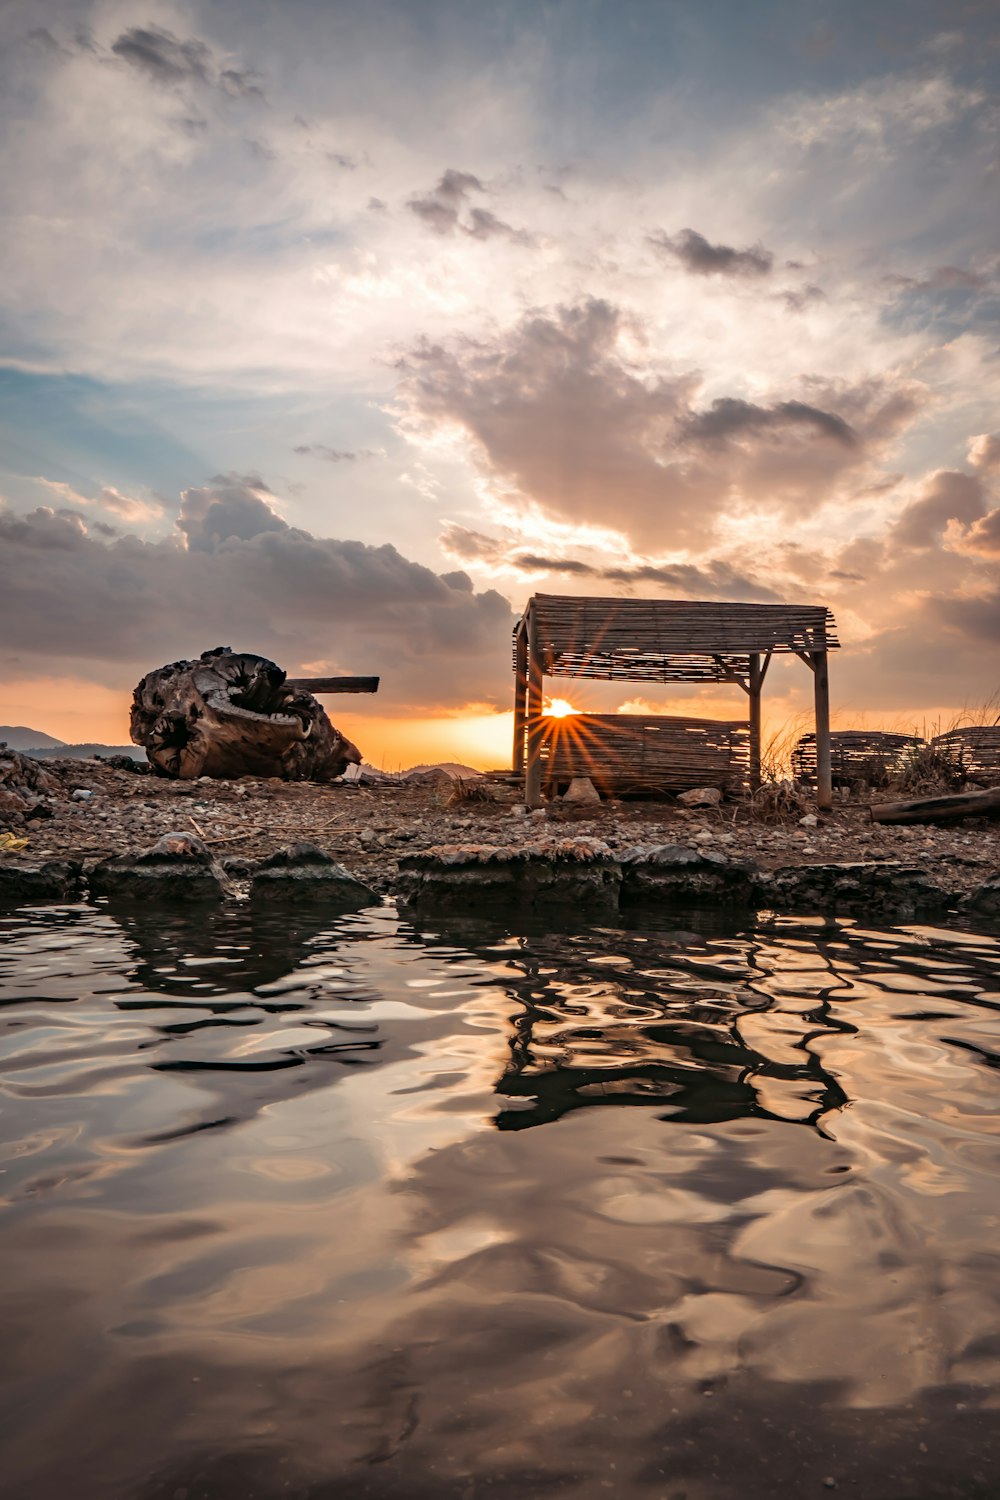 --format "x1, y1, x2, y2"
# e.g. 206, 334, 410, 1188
286, 676, 380, 694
